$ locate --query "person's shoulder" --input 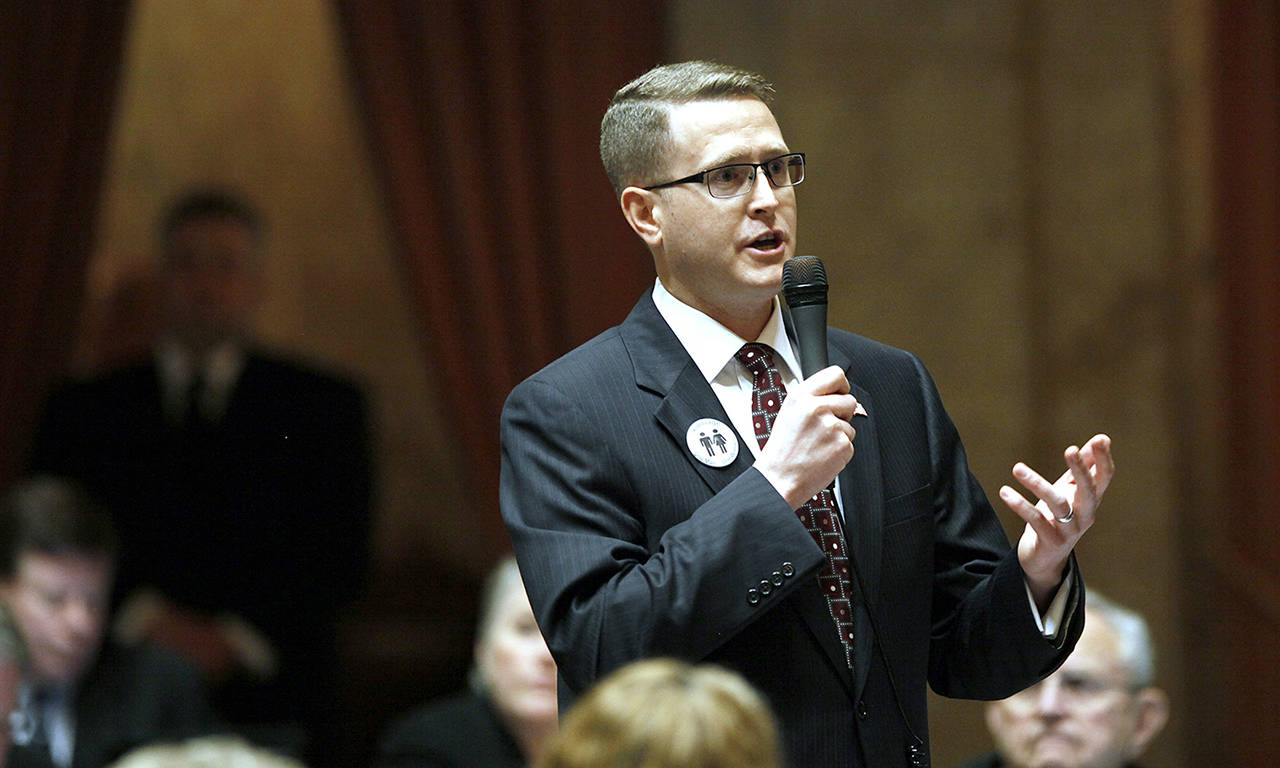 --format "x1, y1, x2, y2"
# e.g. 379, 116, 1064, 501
245, 348, 366, 399
89, 641, 203, 685
511, 324, 629, 391
378, 691, 504, 758
828, 326, 919, 368
35, 360, 158, 435
383, 691, 486, 732
46, 357, 156, 401
945, 753, 1003, 768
